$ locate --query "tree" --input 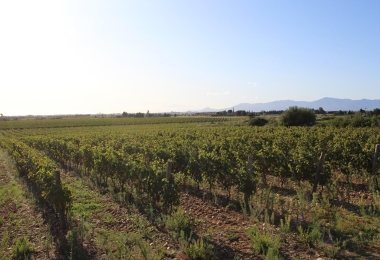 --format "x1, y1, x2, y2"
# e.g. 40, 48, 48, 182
135, 112, 144, 118
280, 106, 316, 126
236, 110, 247, 116
249, 117, 268, 126
216, 111, 227, 116
373, 108, 380, 116
316, 107, 326, 114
